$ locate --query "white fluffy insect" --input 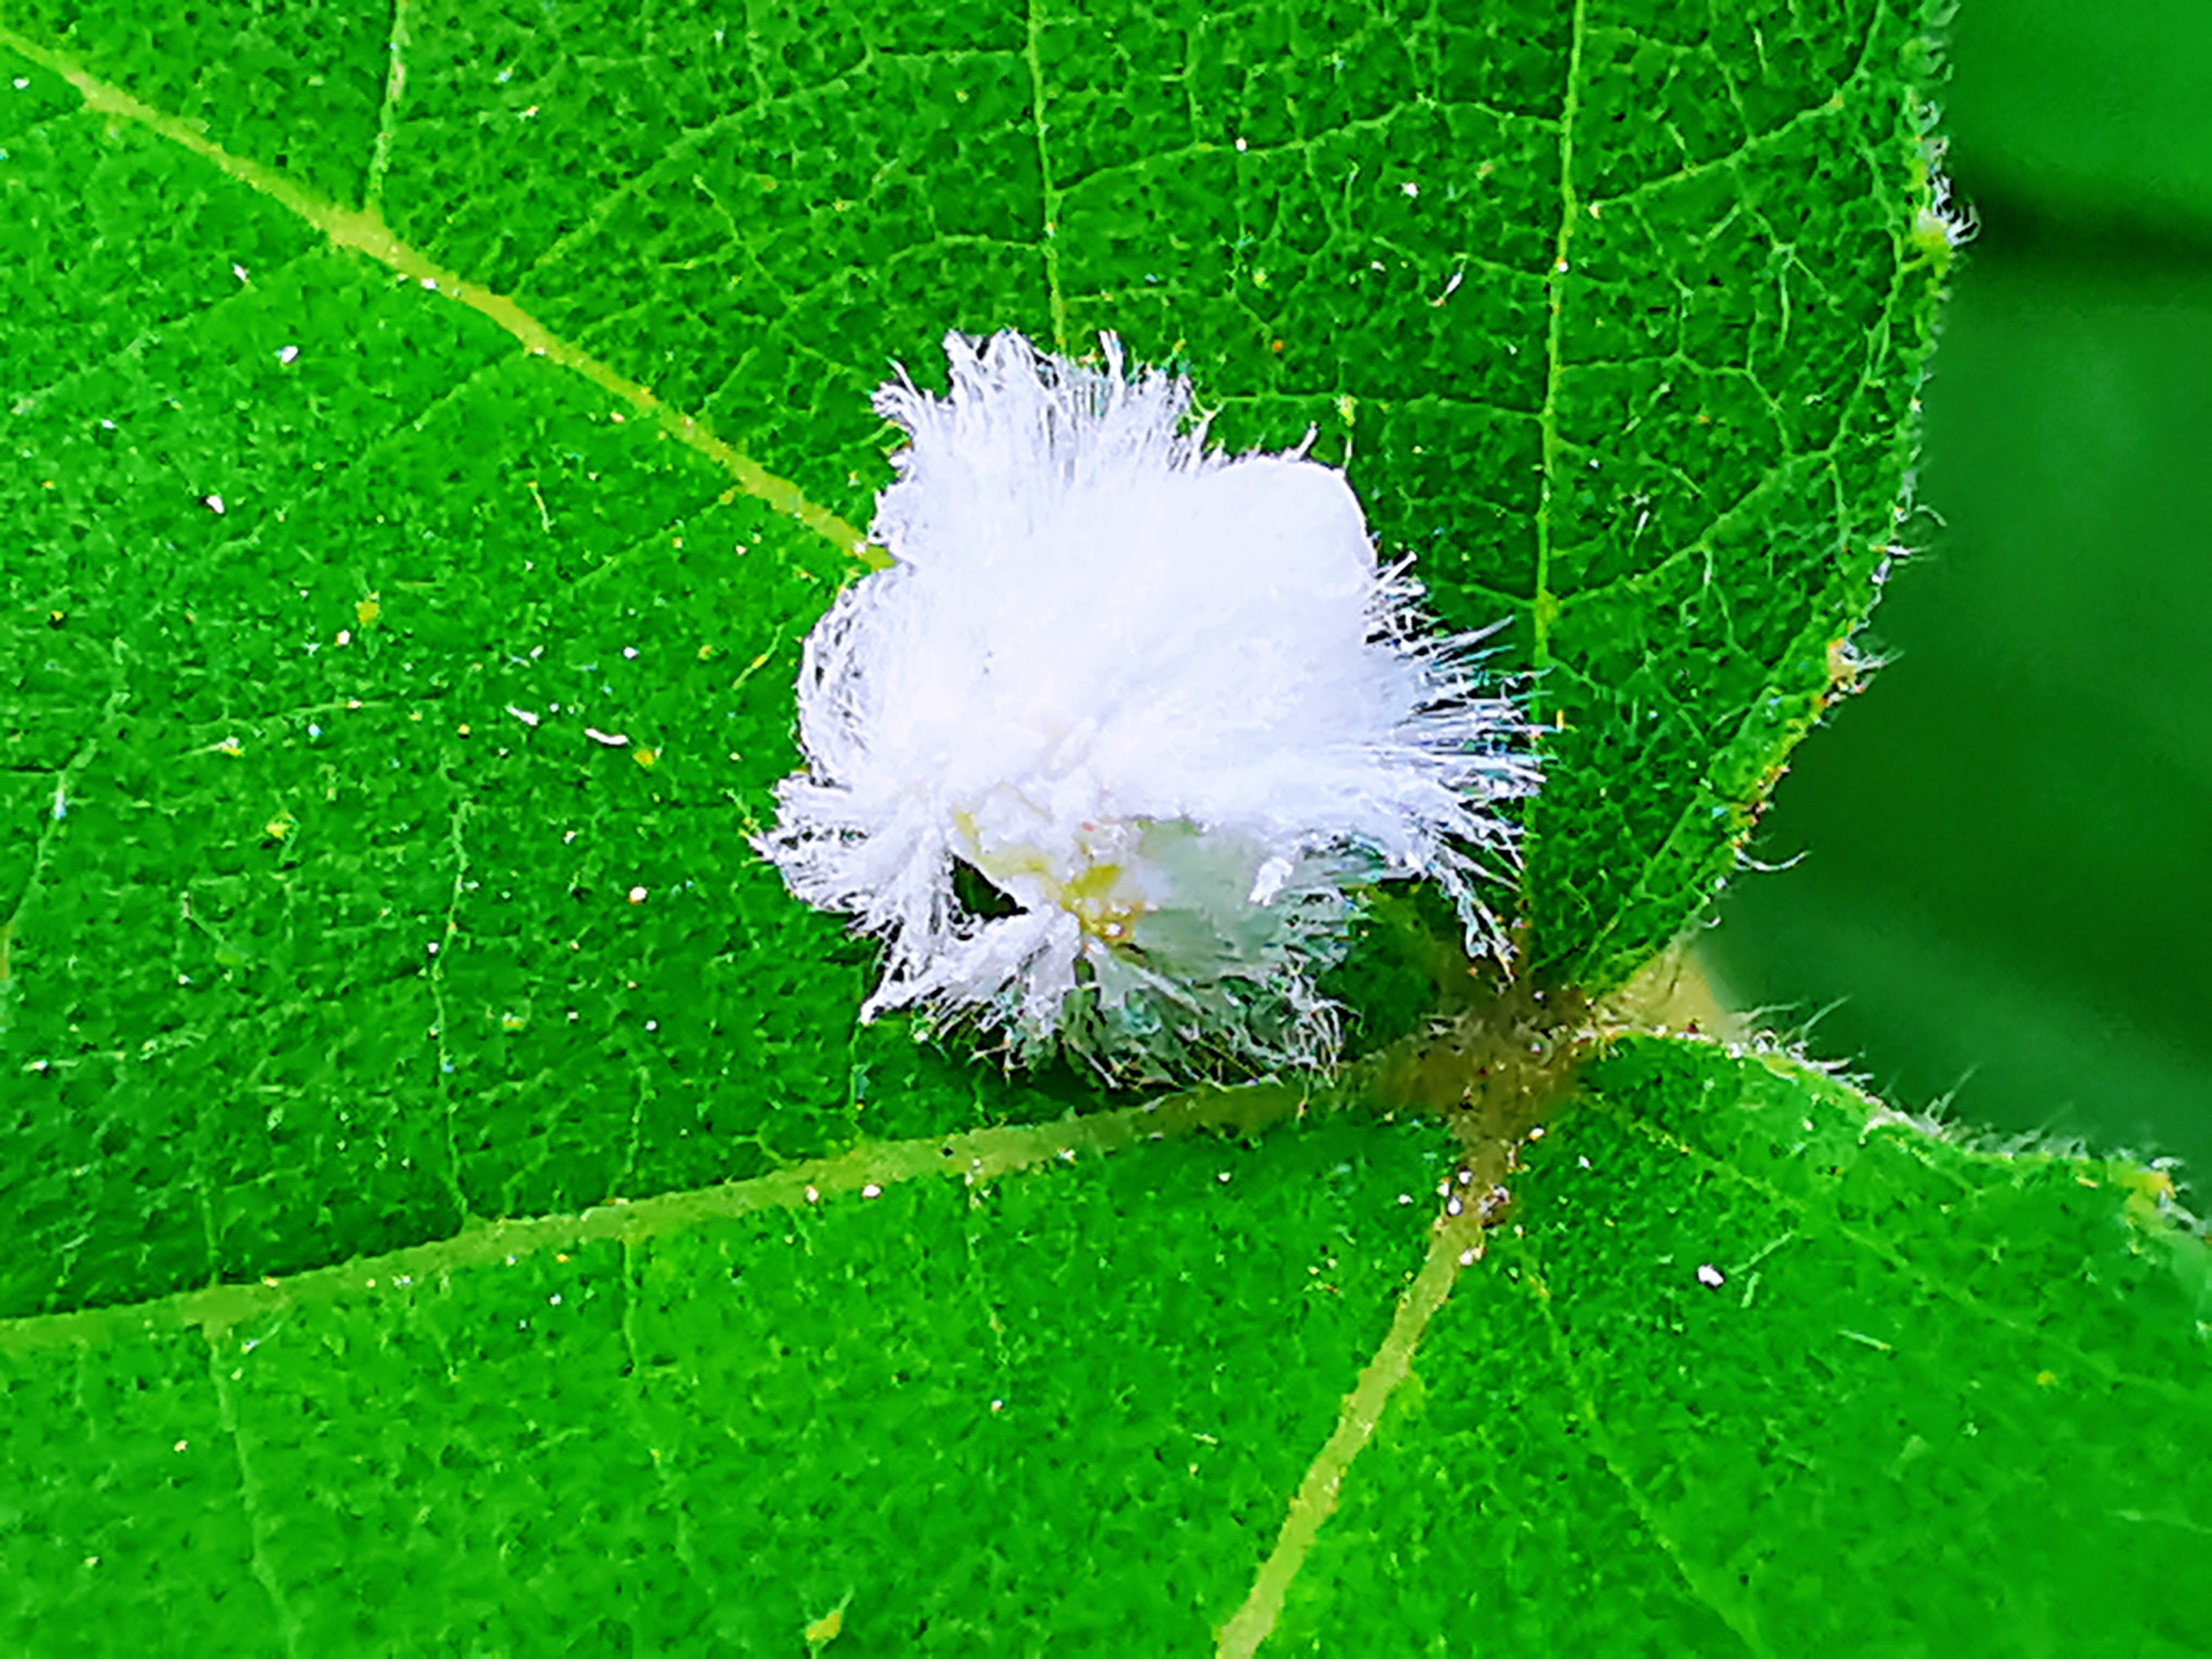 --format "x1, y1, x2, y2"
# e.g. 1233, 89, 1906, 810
757, 330, 1538, 1081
